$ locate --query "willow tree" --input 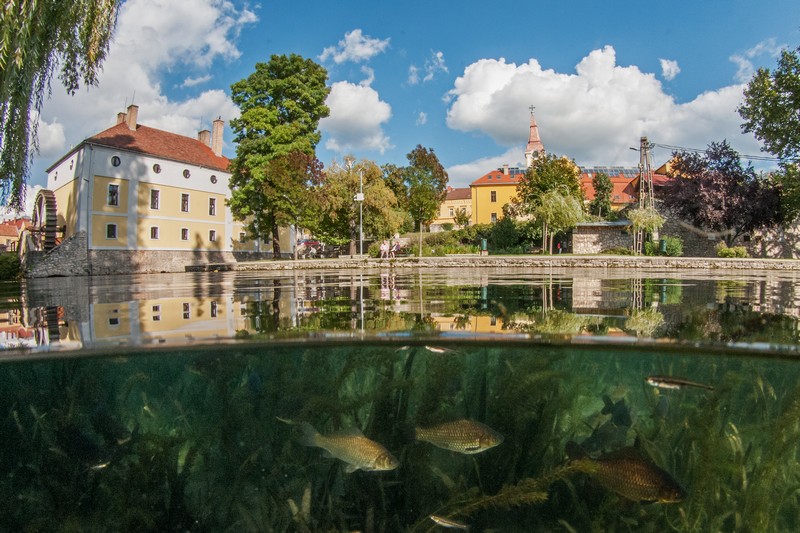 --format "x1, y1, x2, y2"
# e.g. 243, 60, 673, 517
627, 206, 664, 255
534, 189, 584, 254
0, 0, 120, 209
